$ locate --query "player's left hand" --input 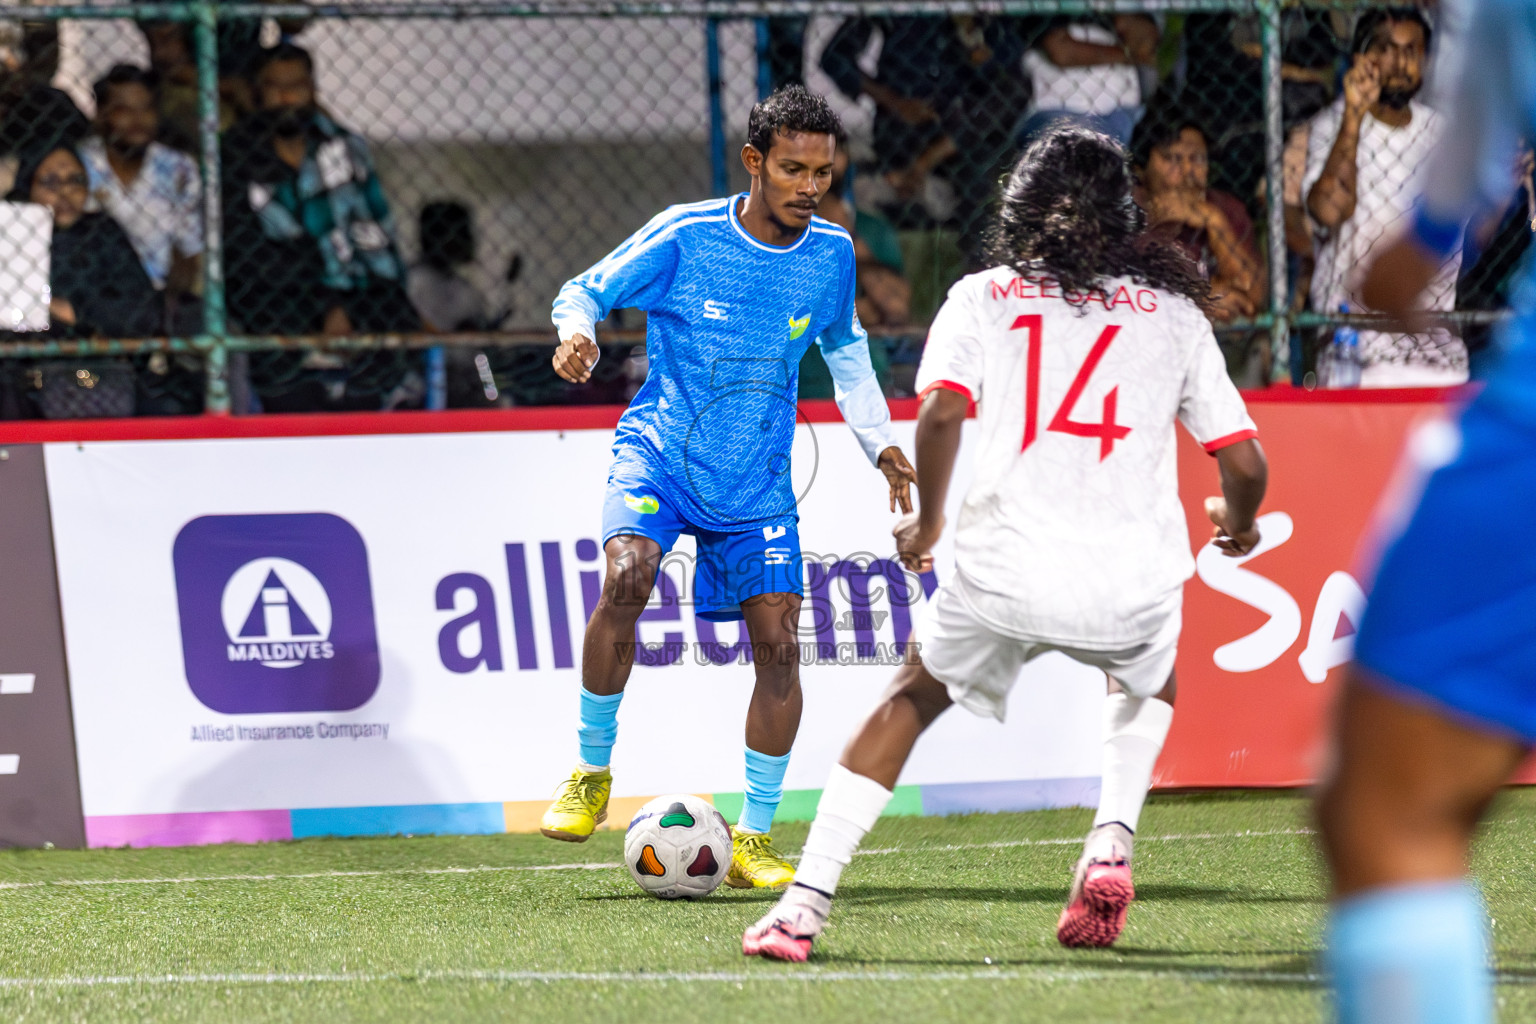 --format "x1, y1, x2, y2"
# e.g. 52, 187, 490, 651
878, 446, 917, 514
1205, 496, 1261, 558
893, 512, 942, 573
